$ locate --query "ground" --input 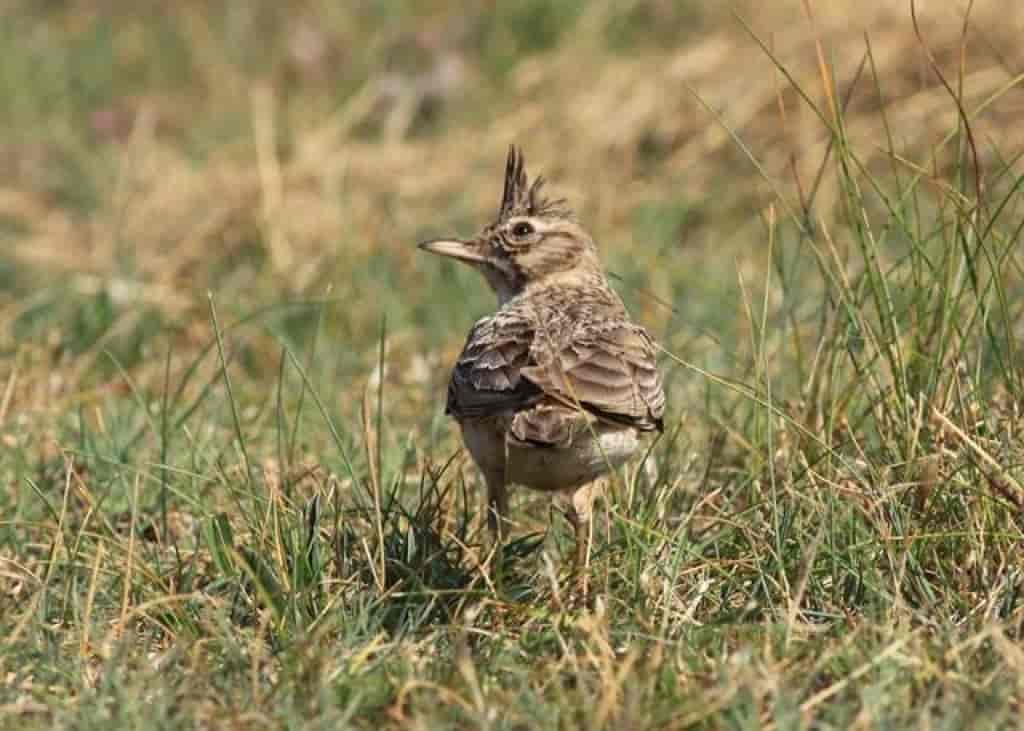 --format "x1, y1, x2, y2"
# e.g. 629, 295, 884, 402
2, 1, 1024, 728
